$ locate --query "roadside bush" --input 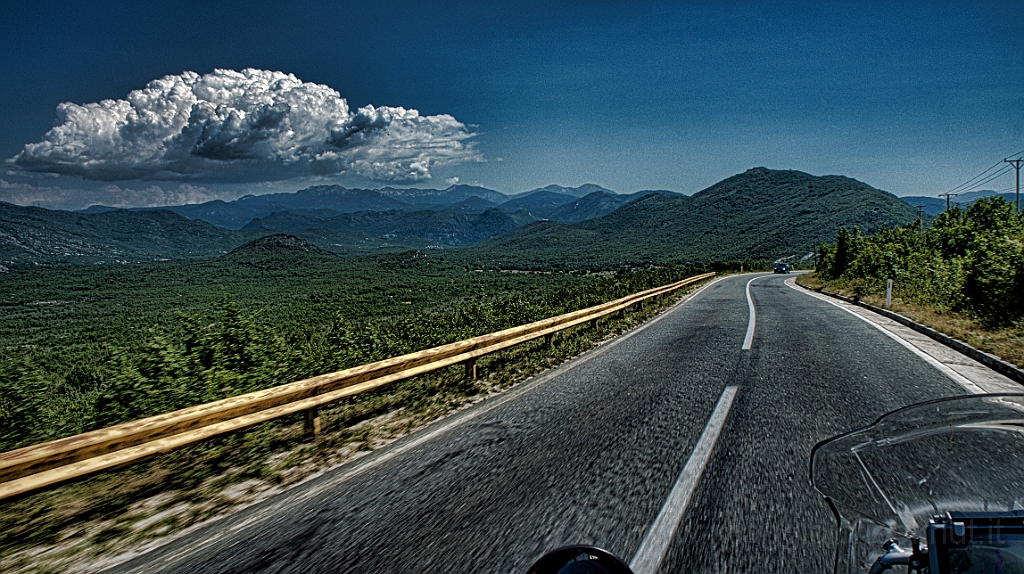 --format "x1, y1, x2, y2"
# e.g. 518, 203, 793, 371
93, 297, 296, 428
963, 232, 1023, 323
815, 197, 1024, 327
